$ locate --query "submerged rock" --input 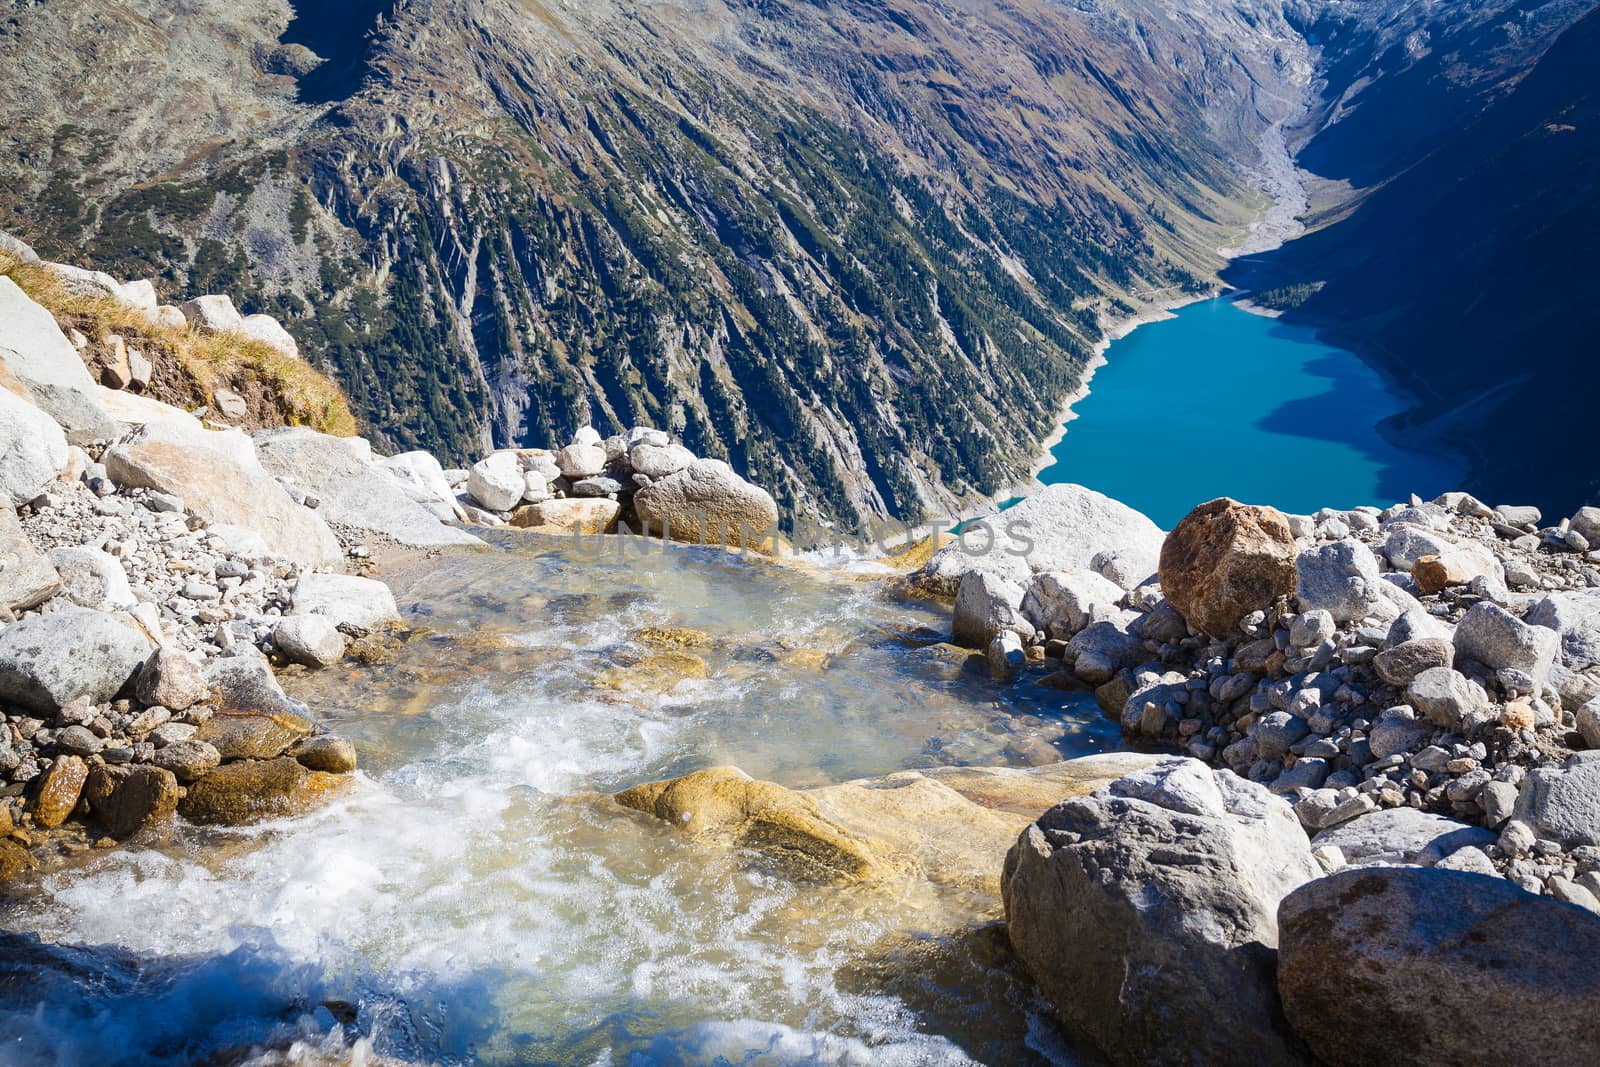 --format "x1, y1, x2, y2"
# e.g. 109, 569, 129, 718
614, 766, 888, 883
177, 757, 344, 825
